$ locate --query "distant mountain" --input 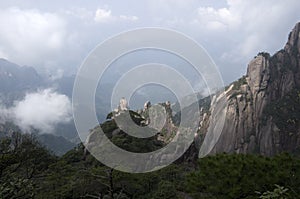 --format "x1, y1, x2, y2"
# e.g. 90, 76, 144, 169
0, 59, 78, 153
0, 59, 44, 106
0, 58, 111, 148
36, 133, 76, 156
0, 122, 75, 156
0, 59, 43, 93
